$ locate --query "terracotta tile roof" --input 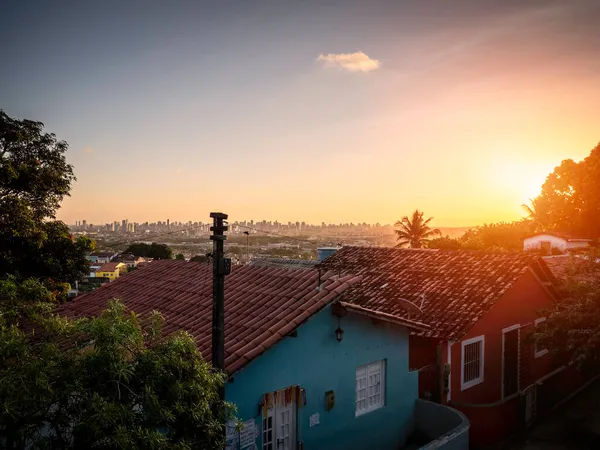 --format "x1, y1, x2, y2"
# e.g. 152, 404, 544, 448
56, 260, 363, 374
543, 255, 600, 285
319, 246, 550, 340
249, 258, 319, 270
96, 262, 122, 272
90, 251, 116, 258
